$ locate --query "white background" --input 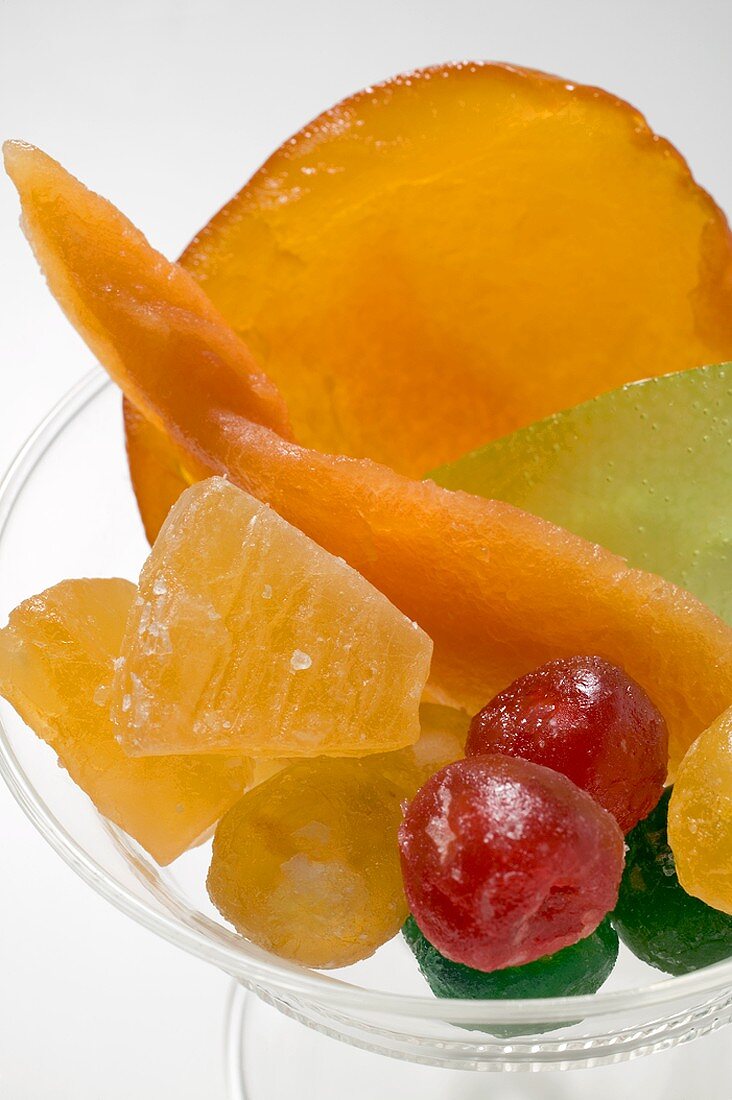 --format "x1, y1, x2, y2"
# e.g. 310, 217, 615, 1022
1, 1, 732, 1096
